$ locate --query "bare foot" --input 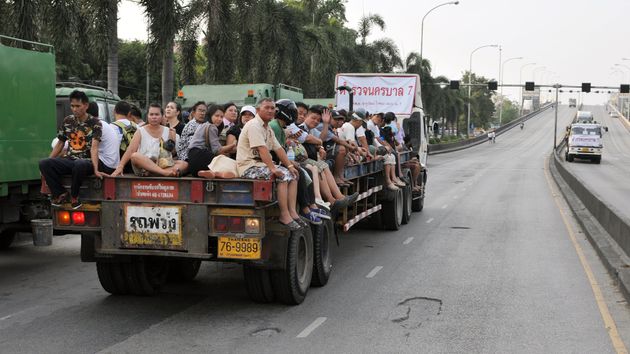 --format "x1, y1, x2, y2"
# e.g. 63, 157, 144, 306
198, 170, 216, 179
215, 171, 236, 179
